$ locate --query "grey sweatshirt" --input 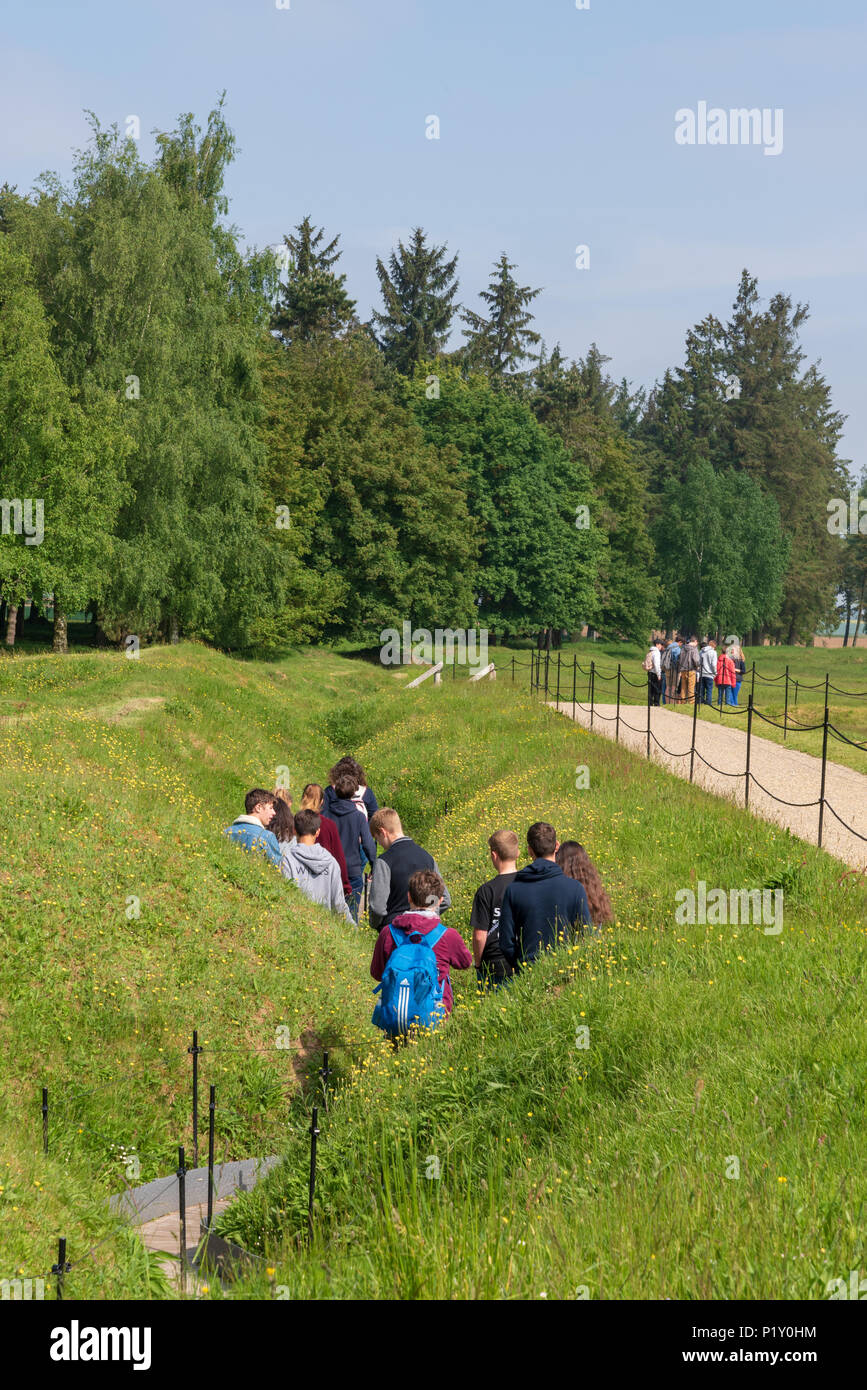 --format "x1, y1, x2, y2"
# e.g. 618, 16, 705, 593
280, 840, 354, 922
